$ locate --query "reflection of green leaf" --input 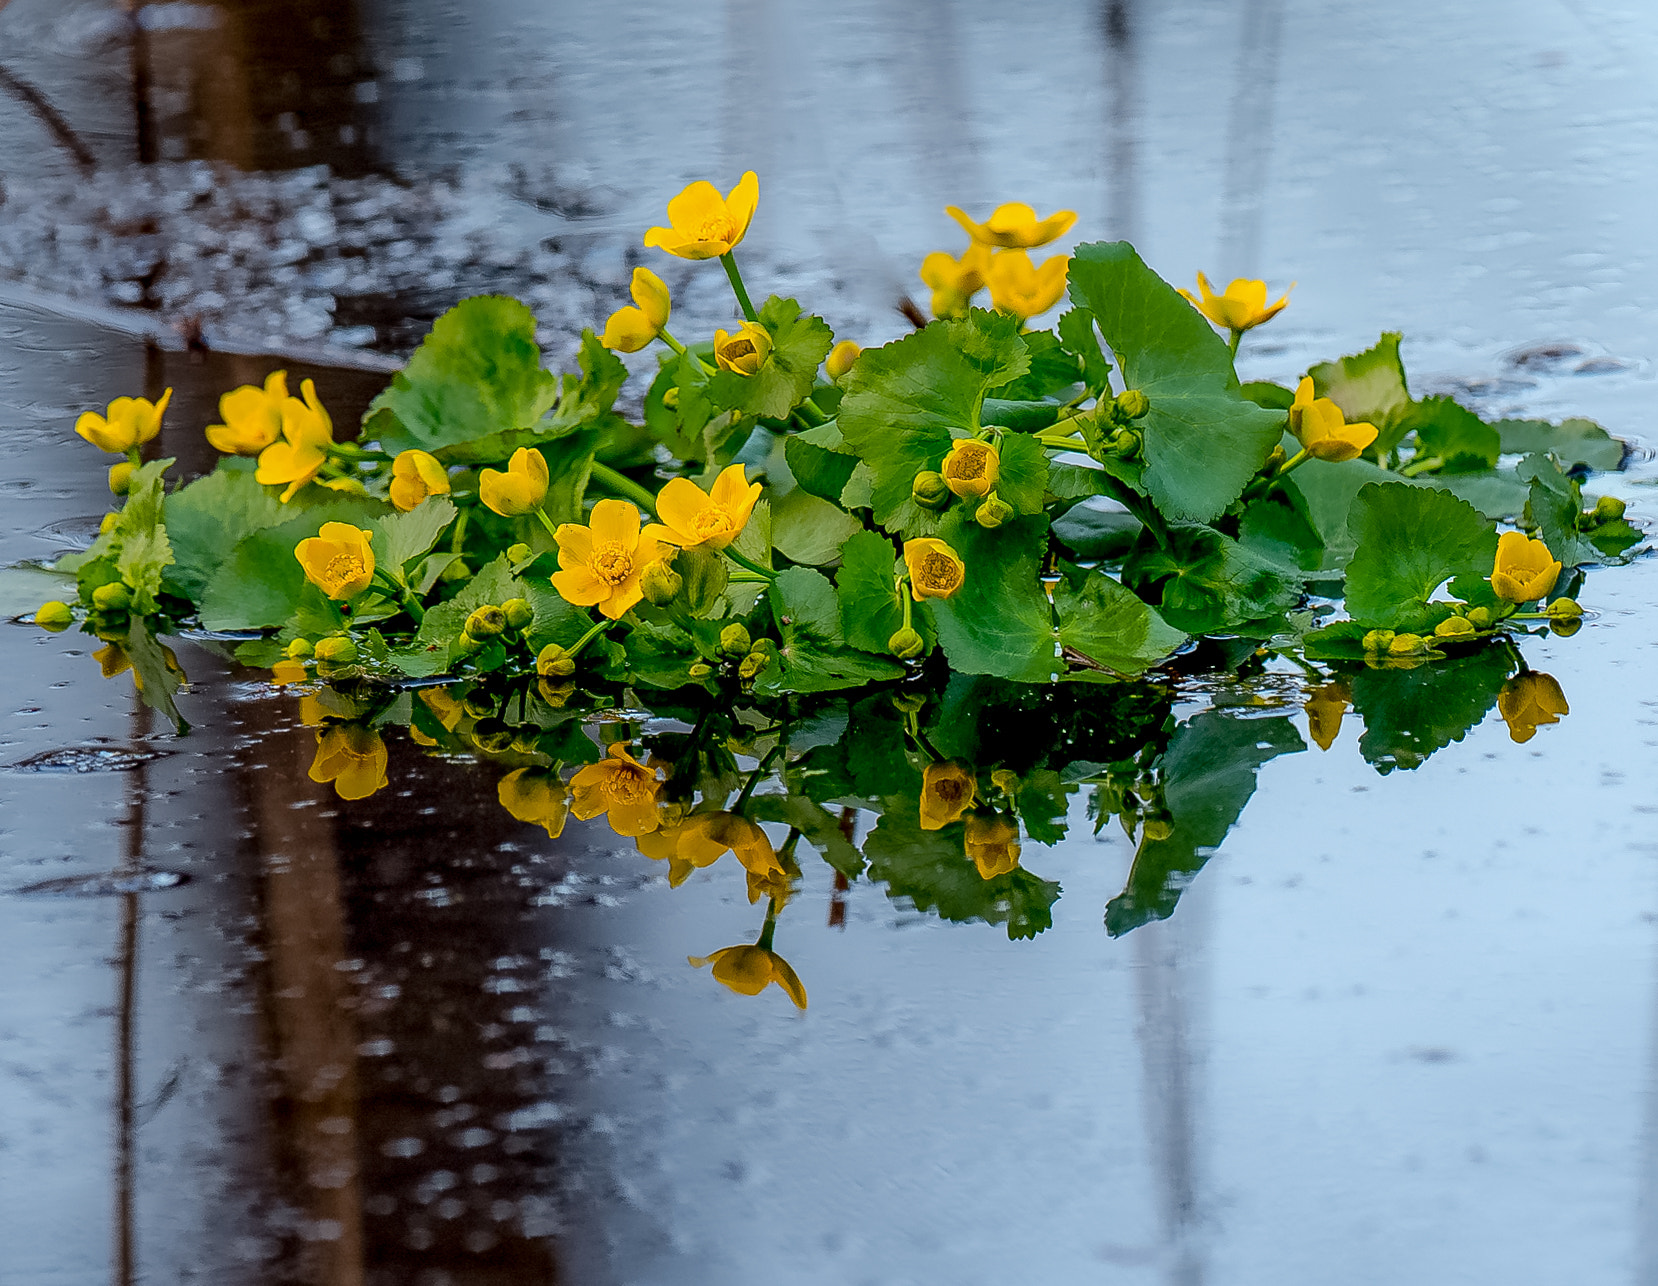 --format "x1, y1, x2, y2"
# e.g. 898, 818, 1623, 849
1011, 769, 1072, 845
1124, 525, 1299, 634
839, 310, 1028, 535
1342, 483, 1496, 629
747, 794, 865, 876
770, 486, 863, 566
125, 617, 187, 733
792, 693, 922, 805
752, 567, 905, 694
836, 529, 936, 655
1105, 711, 1303, 936
705, 296, 834, 421
1495, 417, 1623, 471
1054, 568, 1186, 675
1350, 646, 1515, 773
930, 514, 1055, 682
1309, 331, 1412, 454
1067, 242, 1284, 523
